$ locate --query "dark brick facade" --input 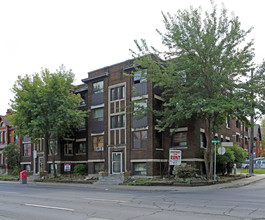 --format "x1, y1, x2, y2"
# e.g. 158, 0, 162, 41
0, 109, 21, 168
19, 59, 254, 176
